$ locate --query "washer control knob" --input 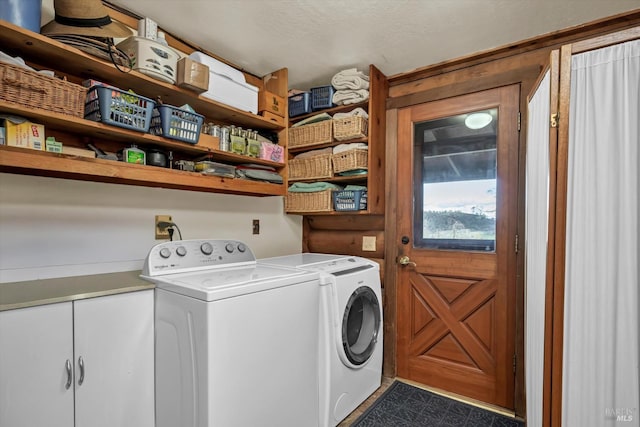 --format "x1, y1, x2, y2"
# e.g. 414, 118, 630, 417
237, 243, 246, 253
159, 248, 171, 259
225, 243, 235, 253
200, 242, 213, 255
176, 246, 187, 257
